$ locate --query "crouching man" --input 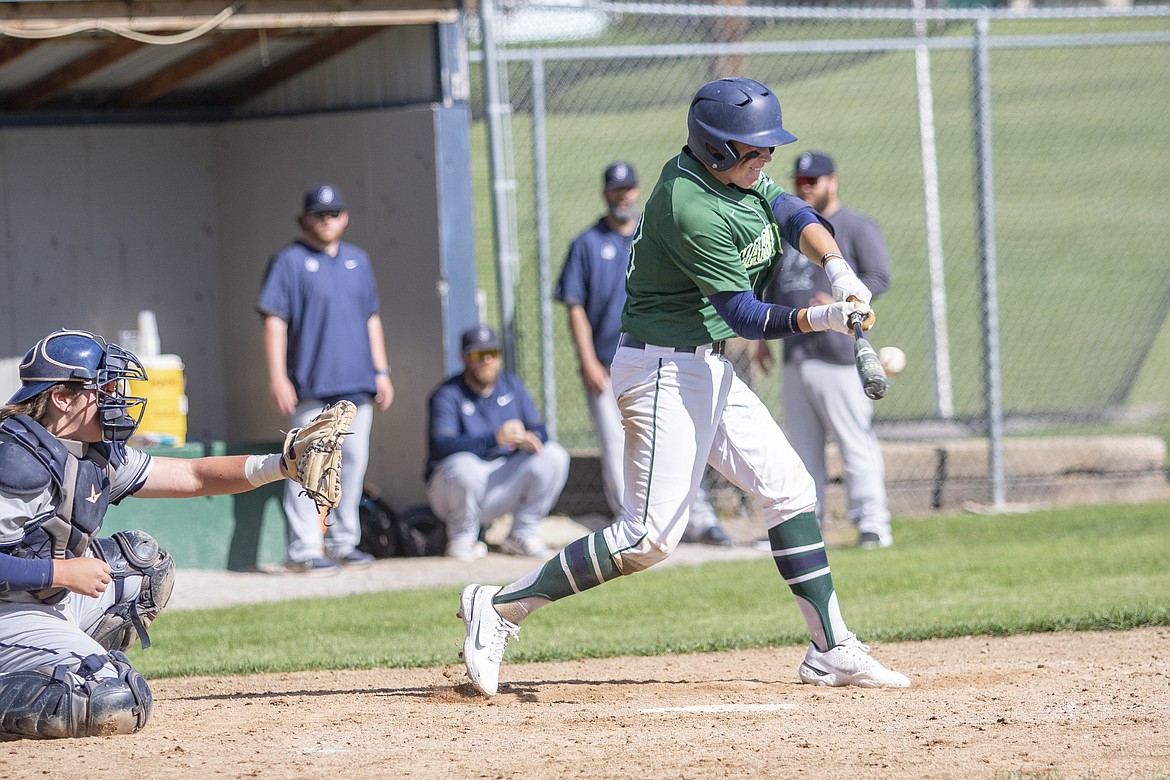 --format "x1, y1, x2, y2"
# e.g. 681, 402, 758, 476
0, 329, 336, 738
